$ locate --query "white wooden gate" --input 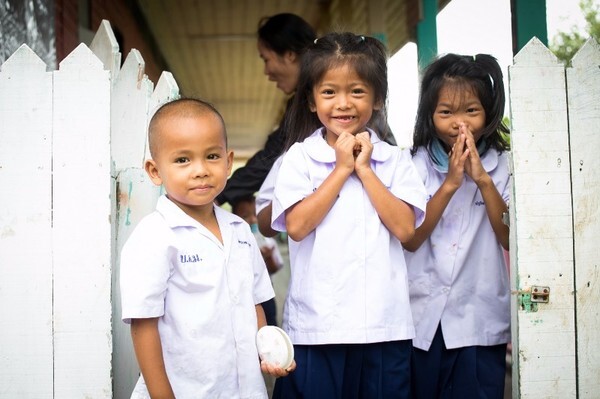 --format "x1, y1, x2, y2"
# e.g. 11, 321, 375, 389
2, 20, 599, 399
509, 37, 600, 398
0, 20, 178, 398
